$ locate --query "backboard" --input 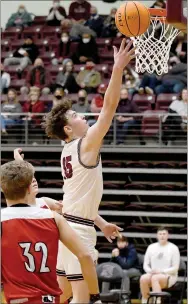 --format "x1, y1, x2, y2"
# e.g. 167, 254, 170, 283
166, 0, 187, 32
